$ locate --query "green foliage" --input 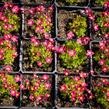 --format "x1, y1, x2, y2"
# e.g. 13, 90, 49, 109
29, 41, 52, 69
0, 8, 20, 36
0, 40, 17, 66
60, 76, 86, 105
65, 0, 80, 5
68, 15, 87, 37
95, 0, 107, 6
93, 79, 109, 108
0, 74, 19, 98
59, 41, 87, 69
